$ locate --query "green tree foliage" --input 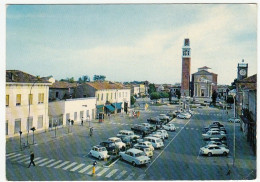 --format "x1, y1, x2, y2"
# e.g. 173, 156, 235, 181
160, 92, 169, 98
169, 91, 172, 102
150, 92, 160, 100
212, 90, 218, 104
148, 84, 156, 95
67, 77, 75, 83
78, 75, 90, 83
93, 75, 106, 81
176, 89, 181, 99
131, 96, 136, 105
